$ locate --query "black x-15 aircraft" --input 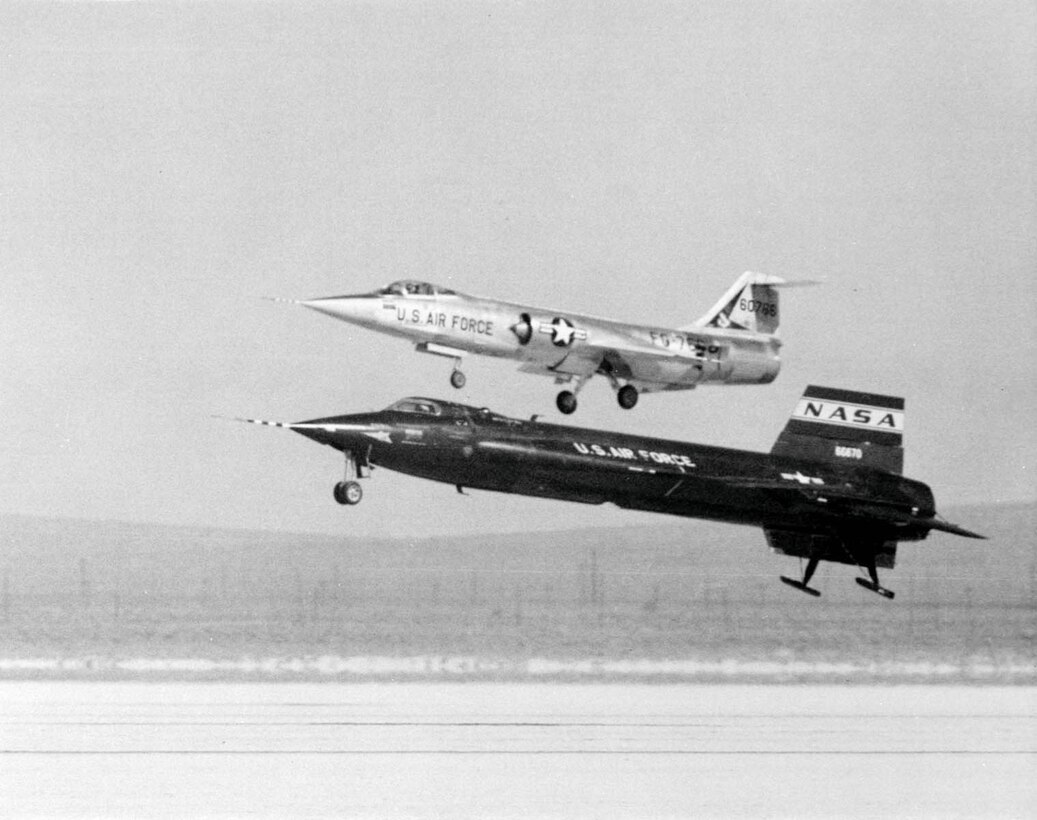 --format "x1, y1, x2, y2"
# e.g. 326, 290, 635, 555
240, 385, 983, 598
